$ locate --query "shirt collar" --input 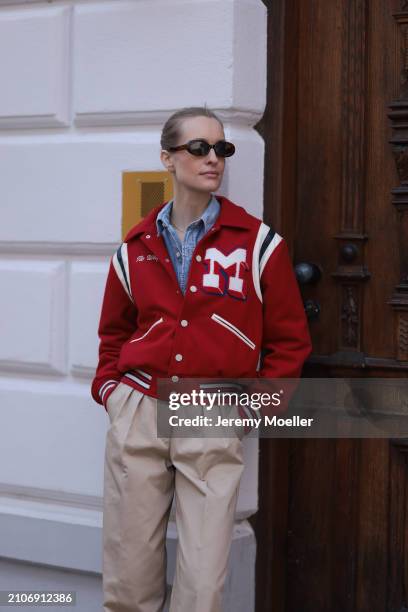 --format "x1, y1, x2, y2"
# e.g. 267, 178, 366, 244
124, 195, 255, 242
156, 194, 220, 236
